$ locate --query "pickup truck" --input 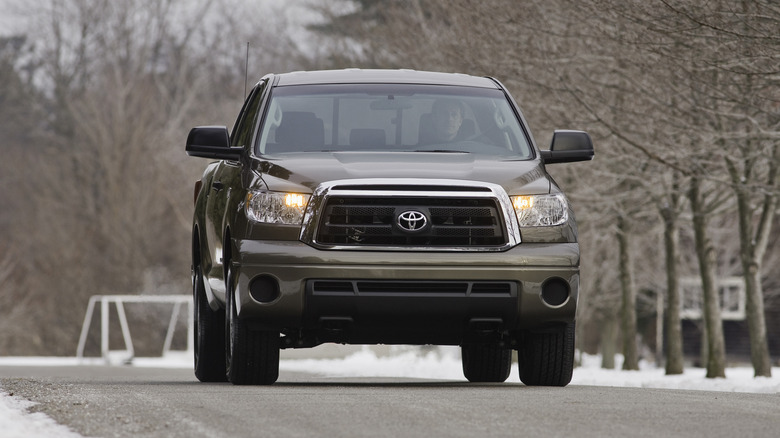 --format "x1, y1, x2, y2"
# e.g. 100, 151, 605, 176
186, 69, 593, 385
